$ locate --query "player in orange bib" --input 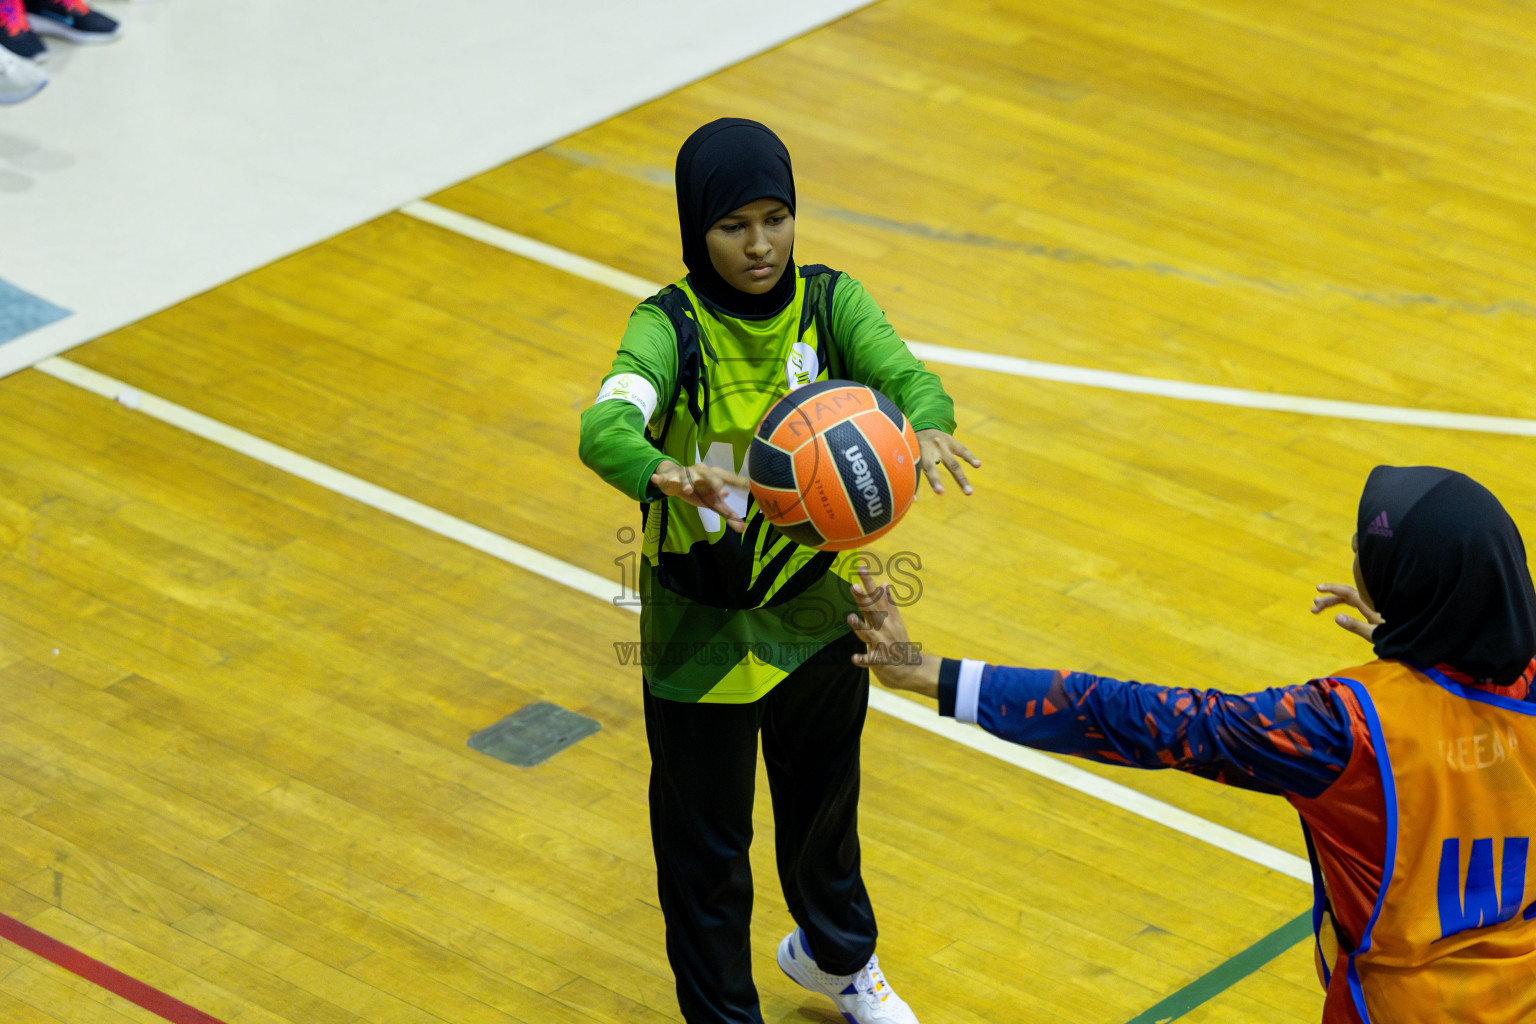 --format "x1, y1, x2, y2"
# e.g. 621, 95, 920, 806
847, 465, 1536, 1023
